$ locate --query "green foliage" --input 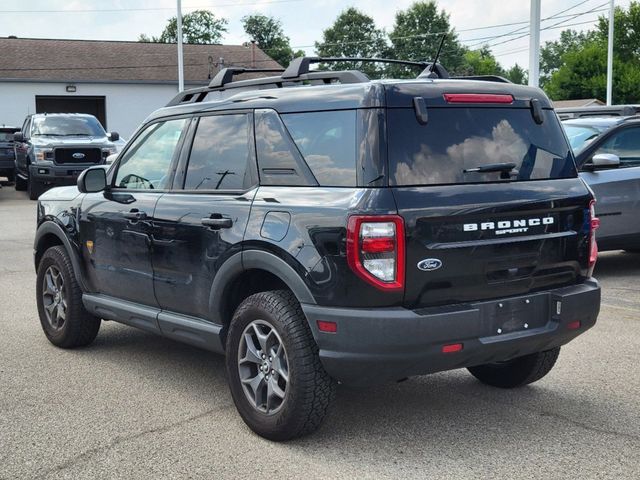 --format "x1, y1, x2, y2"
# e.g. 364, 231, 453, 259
389, 1, 467, 77
139, 10, 228, 44
242, 14, 297, 67
539, 29, 595, 87
504, 64, 527, 85
543, 2, 640, 103
459, 46, 504, 76
315, 7, 388, 78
